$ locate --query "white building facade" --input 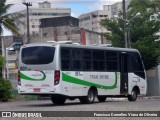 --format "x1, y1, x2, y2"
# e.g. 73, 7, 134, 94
78, 0, 132, 33
103, 0, 131, 18
78, 10, 111, 33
